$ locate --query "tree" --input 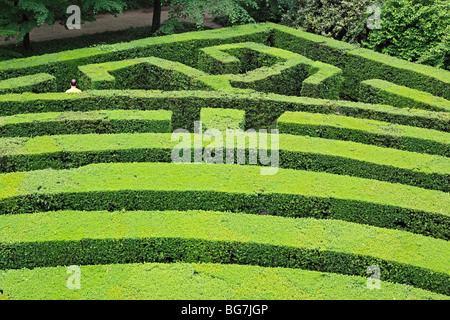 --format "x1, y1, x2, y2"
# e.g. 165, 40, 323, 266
150, 0, 258, 34
151, 0, 162, 33
0, 0, 127, 50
